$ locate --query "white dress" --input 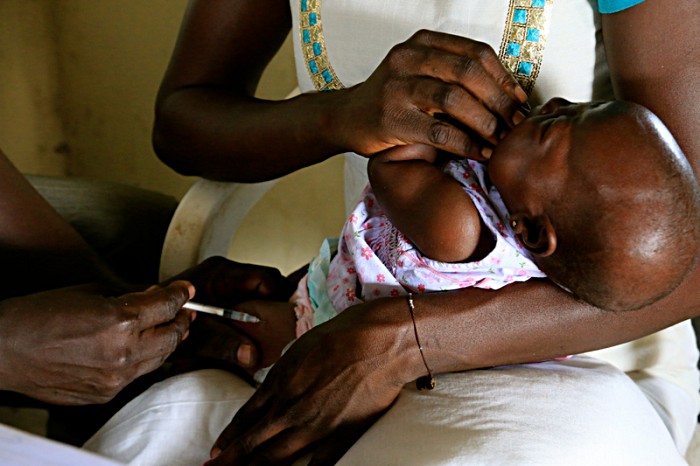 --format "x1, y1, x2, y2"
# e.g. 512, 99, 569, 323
84, 1, 699, 464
